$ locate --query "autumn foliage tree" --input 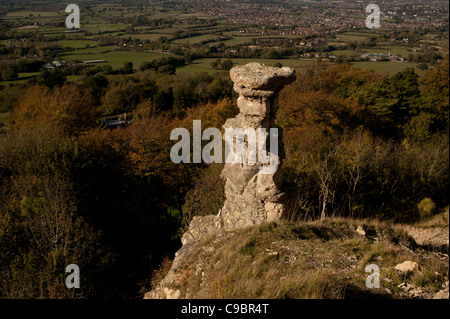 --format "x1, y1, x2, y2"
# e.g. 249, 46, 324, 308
12, 84, 96, 136
0, 126, 109, 298
279, 60, 449, 221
